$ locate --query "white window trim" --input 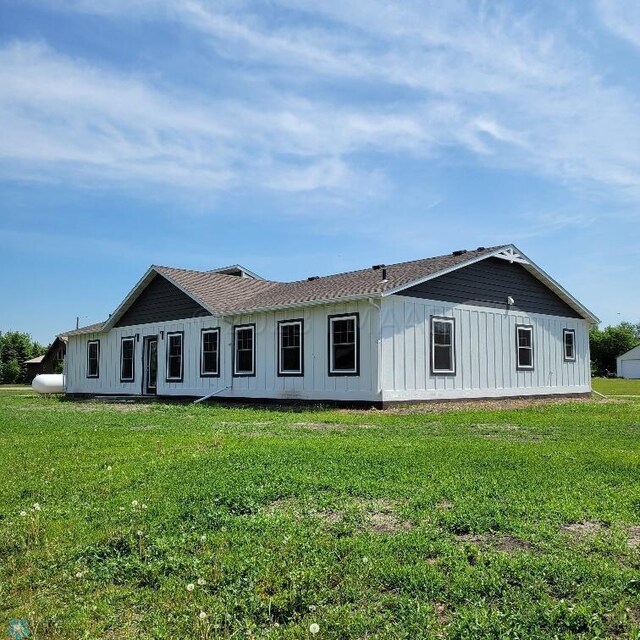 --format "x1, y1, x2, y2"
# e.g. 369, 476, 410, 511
516, 325, 534, 370
165, 332, 184, 382
278, 320, 303, 376
120, 337, 135, 382
431, 317, 456, 375
87, 340, 100, 378
329, 314, 359, 375
200, 328, 220, 376
233, 324, 256, 376
563, 329, 576, 362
